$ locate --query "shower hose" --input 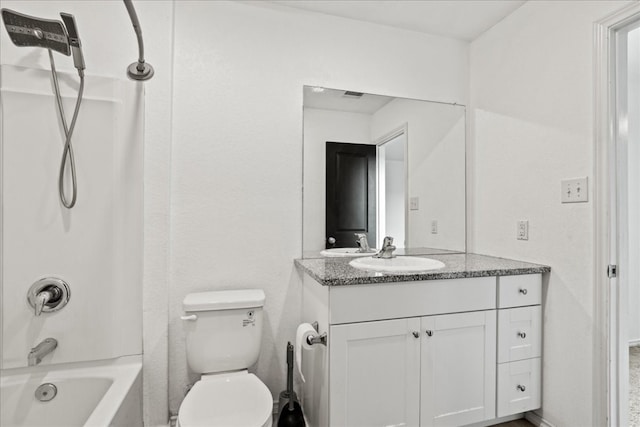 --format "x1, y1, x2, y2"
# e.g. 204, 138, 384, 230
48, 49, 84, 209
